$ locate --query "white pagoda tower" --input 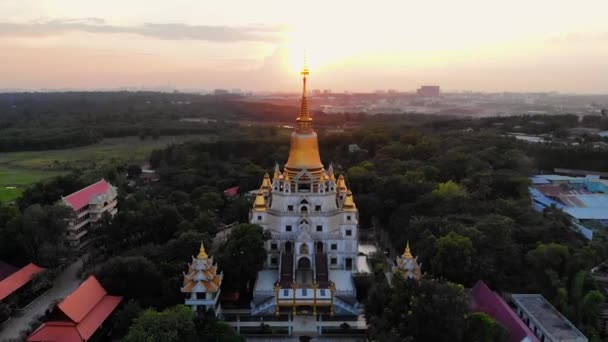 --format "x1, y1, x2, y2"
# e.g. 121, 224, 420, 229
393, 241, 422, 280
250, 61, 359, 317
181, 242, 223, 316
